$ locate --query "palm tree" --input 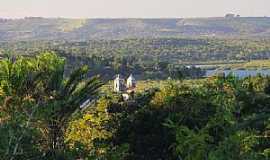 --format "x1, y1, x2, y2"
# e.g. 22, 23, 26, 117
0, 52, 103, 159
34, 53, 103, 157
